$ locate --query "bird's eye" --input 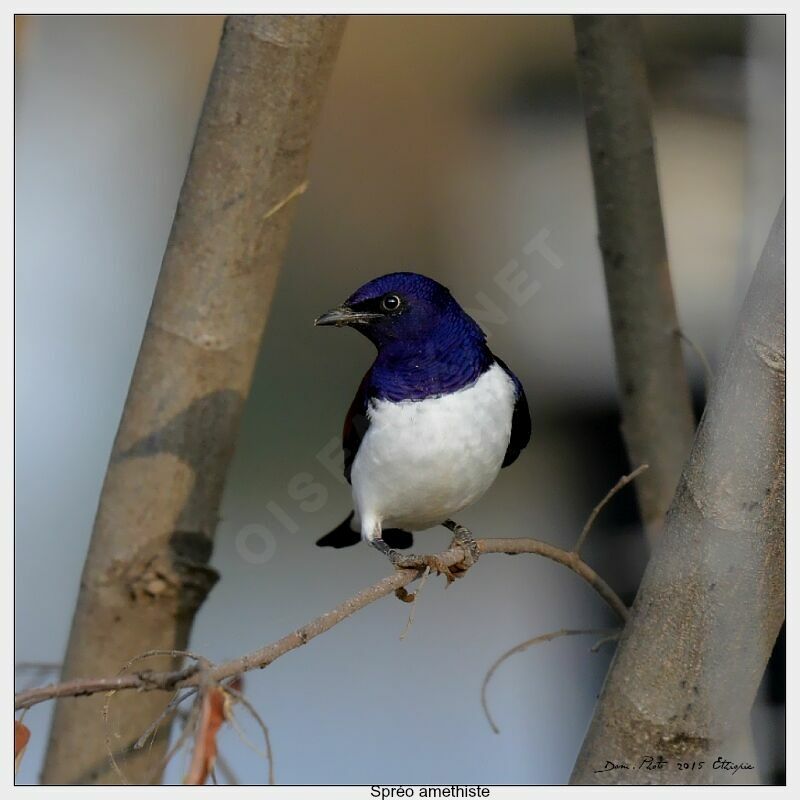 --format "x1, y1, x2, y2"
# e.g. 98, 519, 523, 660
381, 294, 402, 312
